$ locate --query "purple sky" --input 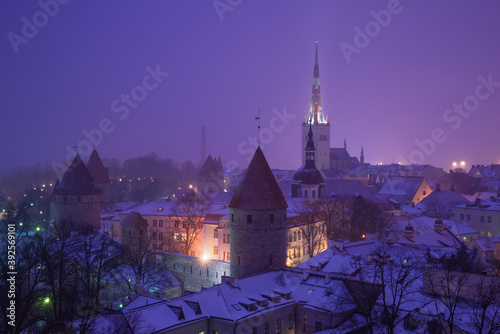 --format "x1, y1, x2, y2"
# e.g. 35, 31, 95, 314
1, 1, 500, 173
